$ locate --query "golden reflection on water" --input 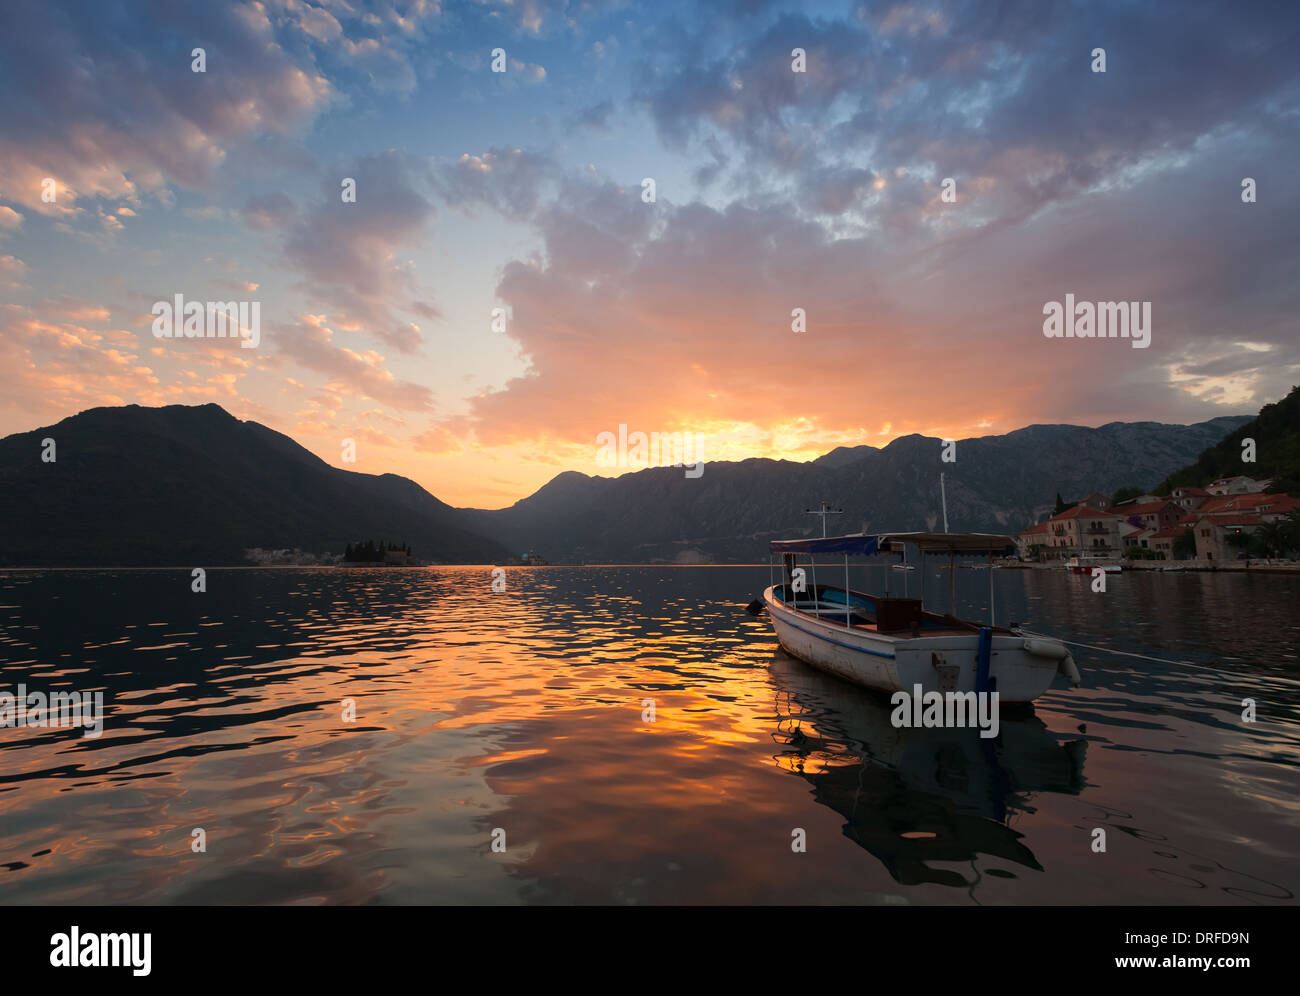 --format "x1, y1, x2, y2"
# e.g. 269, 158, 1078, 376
0, 565, 1296, 904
